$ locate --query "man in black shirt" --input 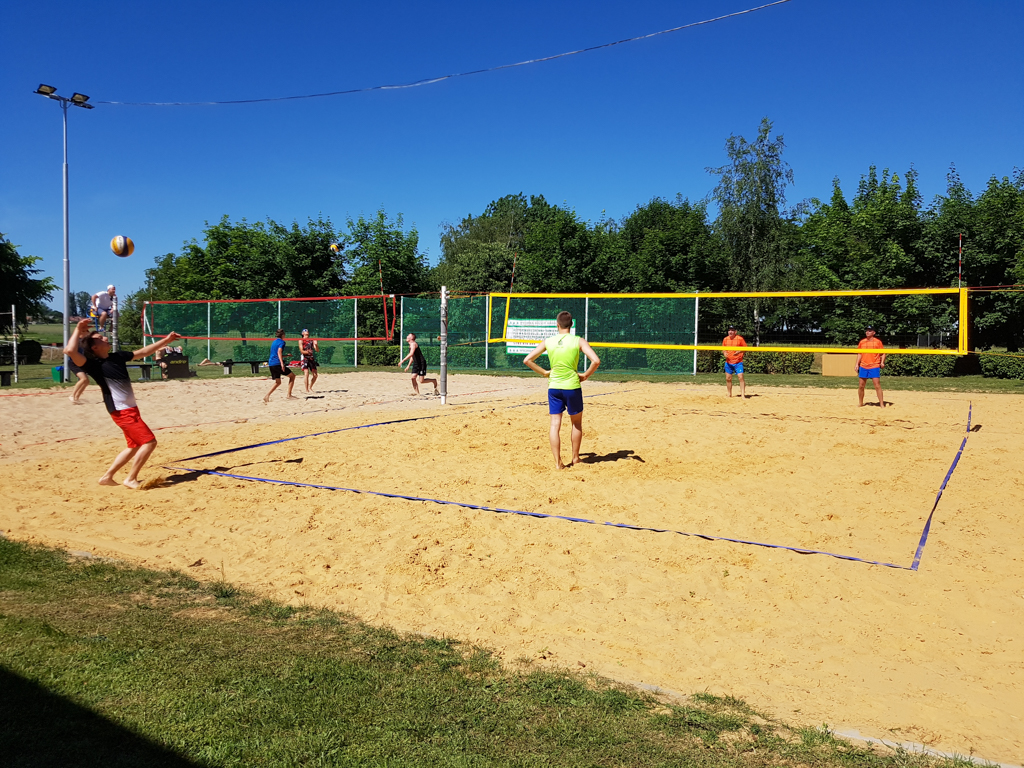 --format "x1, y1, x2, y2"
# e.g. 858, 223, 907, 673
398, 333, 439, 396
65, 319, 181, 489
